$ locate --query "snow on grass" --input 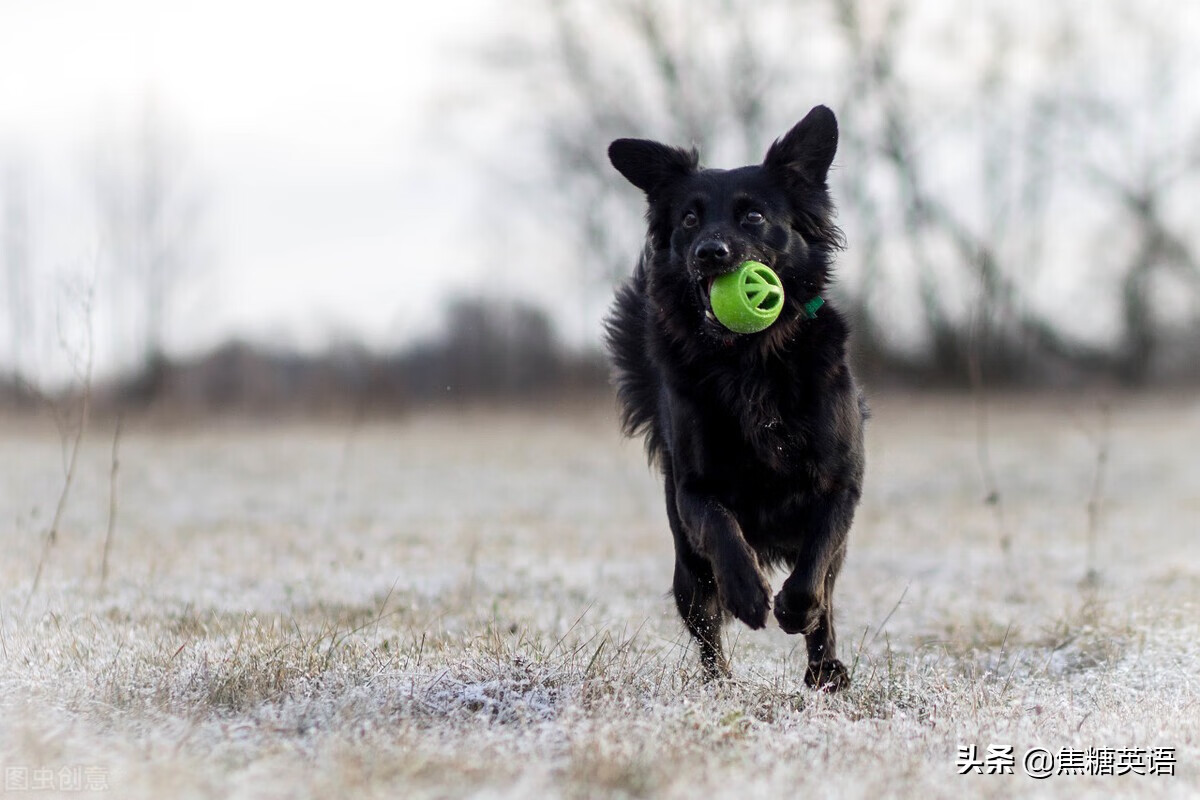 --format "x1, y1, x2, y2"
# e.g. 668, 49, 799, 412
1, 393, 1198, 798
